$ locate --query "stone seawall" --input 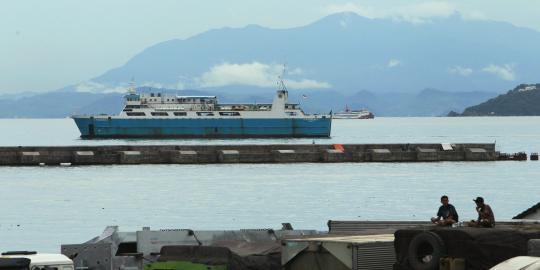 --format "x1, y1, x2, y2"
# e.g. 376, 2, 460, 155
0, 143, 498, 166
